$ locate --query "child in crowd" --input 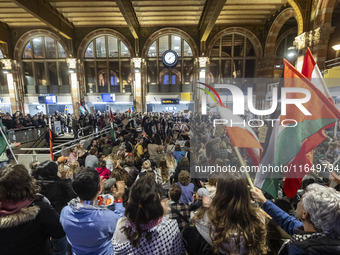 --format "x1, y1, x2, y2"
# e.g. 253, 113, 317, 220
177, 170, 194, 205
